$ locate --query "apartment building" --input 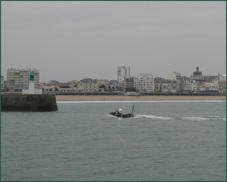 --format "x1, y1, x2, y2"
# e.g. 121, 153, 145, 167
162, 79, 177, 93
198, 81, 219, 92
134, 73, 154, 93
77, 78, 99, 93
48, 80, 59, 85
6, 68, 40, 92
109, 80, 118, 90
119, 80, 127, 88
97, 79, 110, 88
117, 66, 130, 83
217, 80, 226, 93
182, 79, 197, 93
154, 77, 164, 92
172, 72, 182, 80
1, 75, 4, 91
125, 76, 135, 88
40, 84, 56, 94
